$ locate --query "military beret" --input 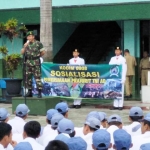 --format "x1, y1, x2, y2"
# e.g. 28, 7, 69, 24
26, 31, 34, 37
73, 49, 79, 52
